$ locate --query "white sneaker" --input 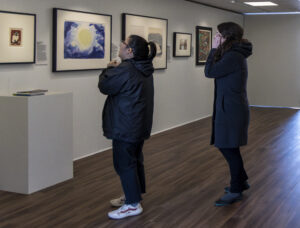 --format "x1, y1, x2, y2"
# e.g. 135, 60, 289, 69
110, 195, 126, 207
108, 203, 143, 220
